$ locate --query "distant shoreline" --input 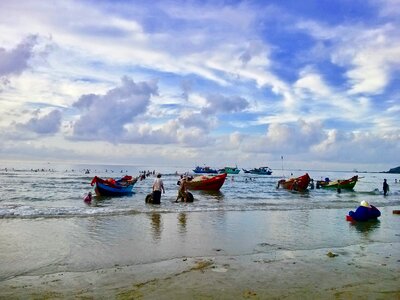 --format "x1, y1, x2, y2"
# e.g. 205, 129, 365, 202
0, 159, 399, 174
